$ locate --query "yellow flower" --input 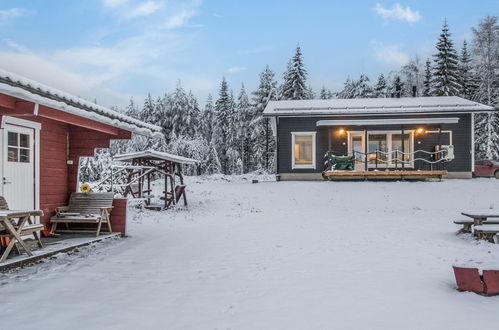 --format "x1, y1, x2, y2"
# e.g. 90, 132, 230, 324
80, 183, 92, 193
